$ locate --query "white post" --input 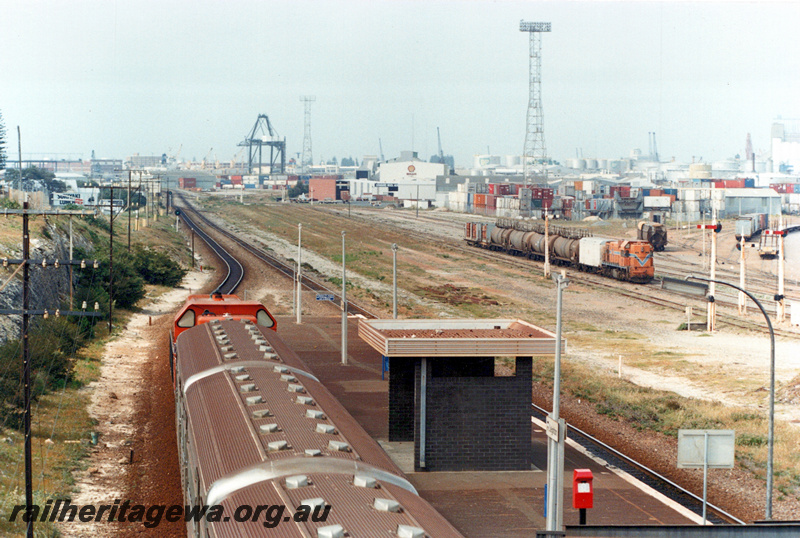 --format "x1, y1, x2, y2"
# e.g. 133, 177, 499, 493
296, 224, 302, 324
702, 211, 707, 270
777, 232, 785, 323
546, 271, 568, 532
702, 431, 709, 525
739, 235, 746, 315
392, 243, 398, 319
341, 231, 348, 365
544, 209, 551, 278
707, 210, 717, 332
